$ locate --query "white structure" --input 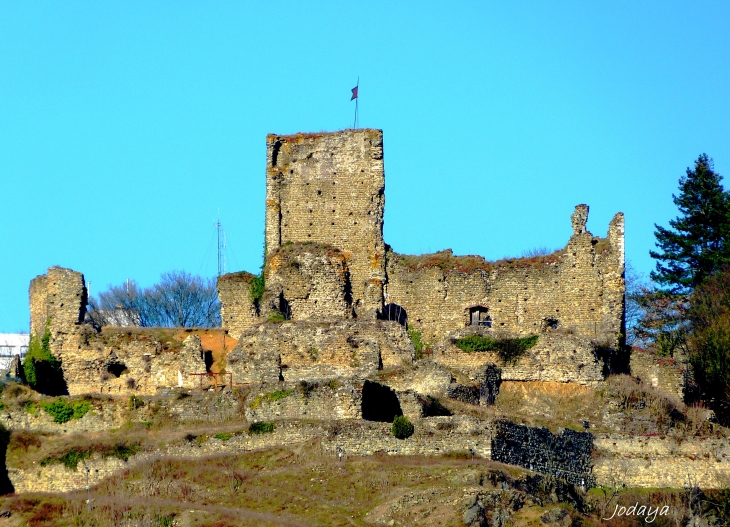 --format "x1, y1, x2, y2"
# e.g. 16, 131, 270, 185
0, 333, 29, 372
